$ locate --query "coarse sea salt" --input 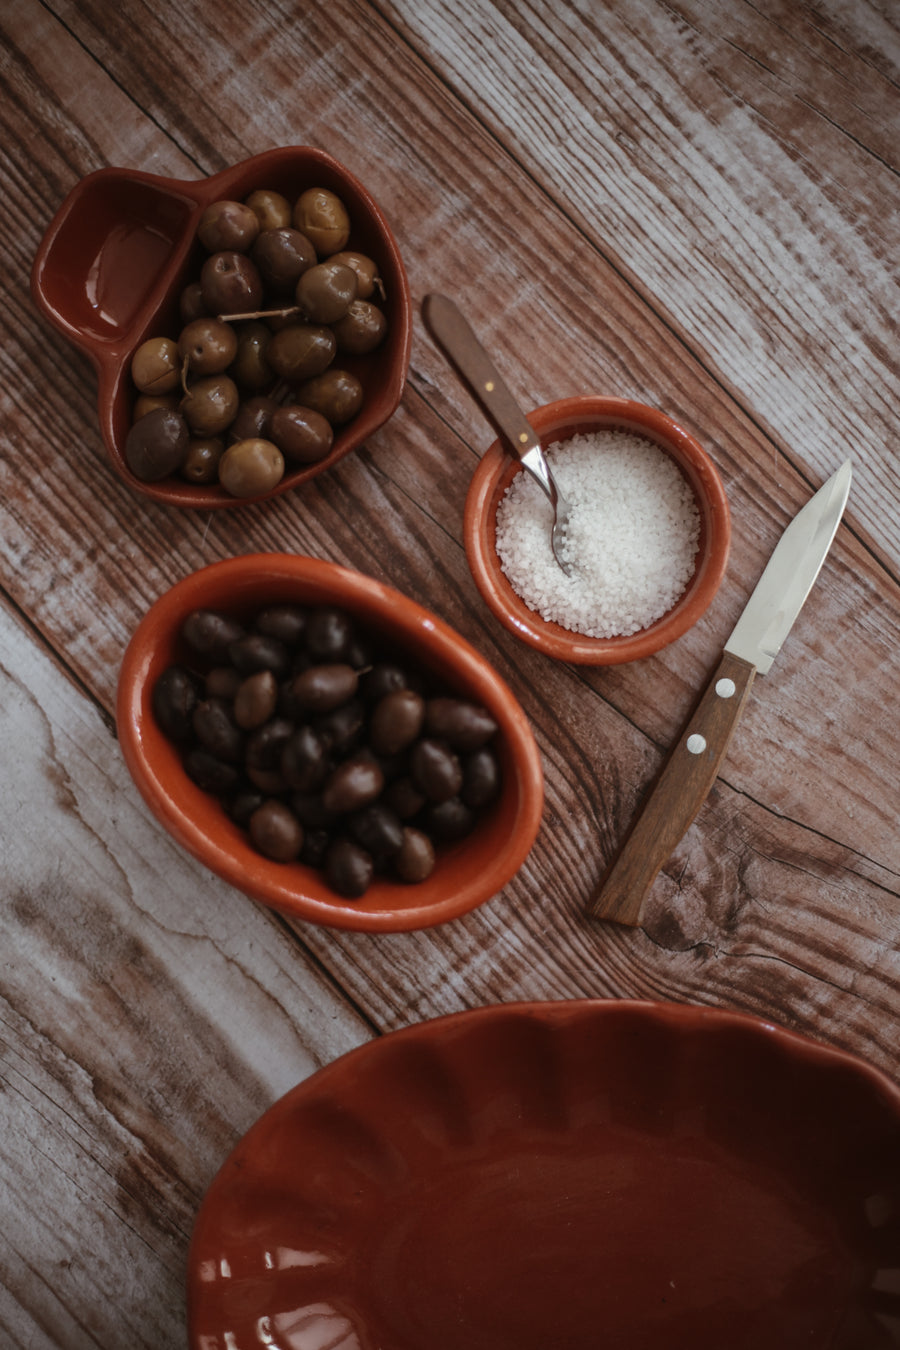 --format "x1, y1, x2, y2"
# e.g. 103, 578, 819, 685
494, 430, 701, 638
